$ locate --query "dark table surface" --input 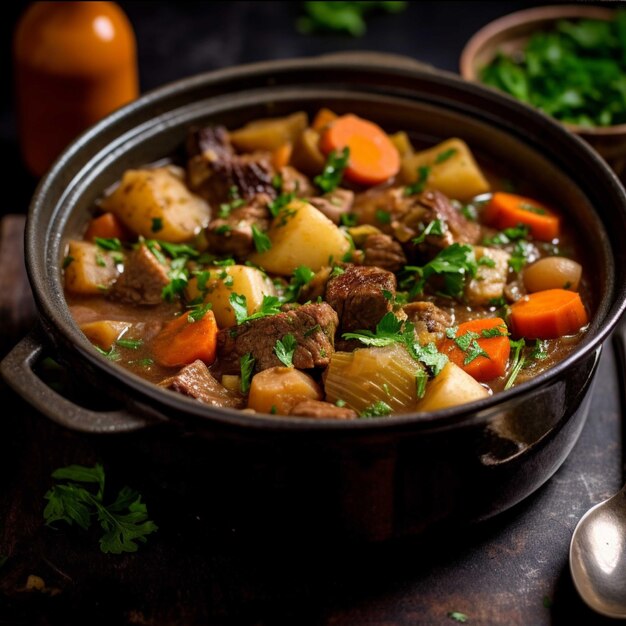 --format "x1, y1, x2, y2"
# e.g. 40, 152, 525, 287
1, 2, 625, 624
